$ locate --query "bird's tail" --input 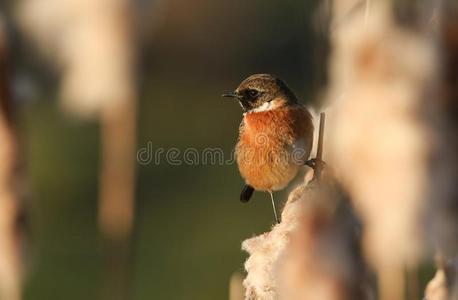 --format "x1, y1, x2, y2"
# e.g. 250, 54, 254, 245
240, 185, 254, 203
